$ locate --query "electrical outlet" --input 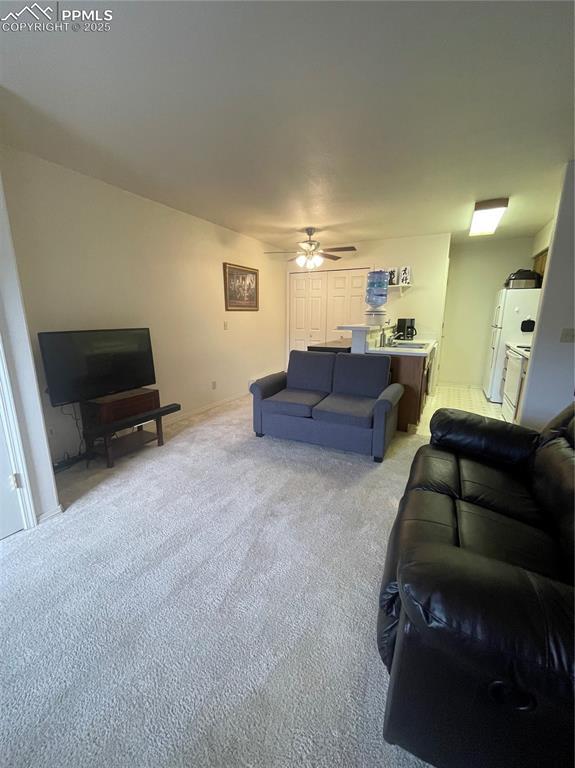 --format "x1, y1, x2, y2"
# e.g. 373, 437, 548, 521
211, 381, 217, 390
560, 328, 575, 343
